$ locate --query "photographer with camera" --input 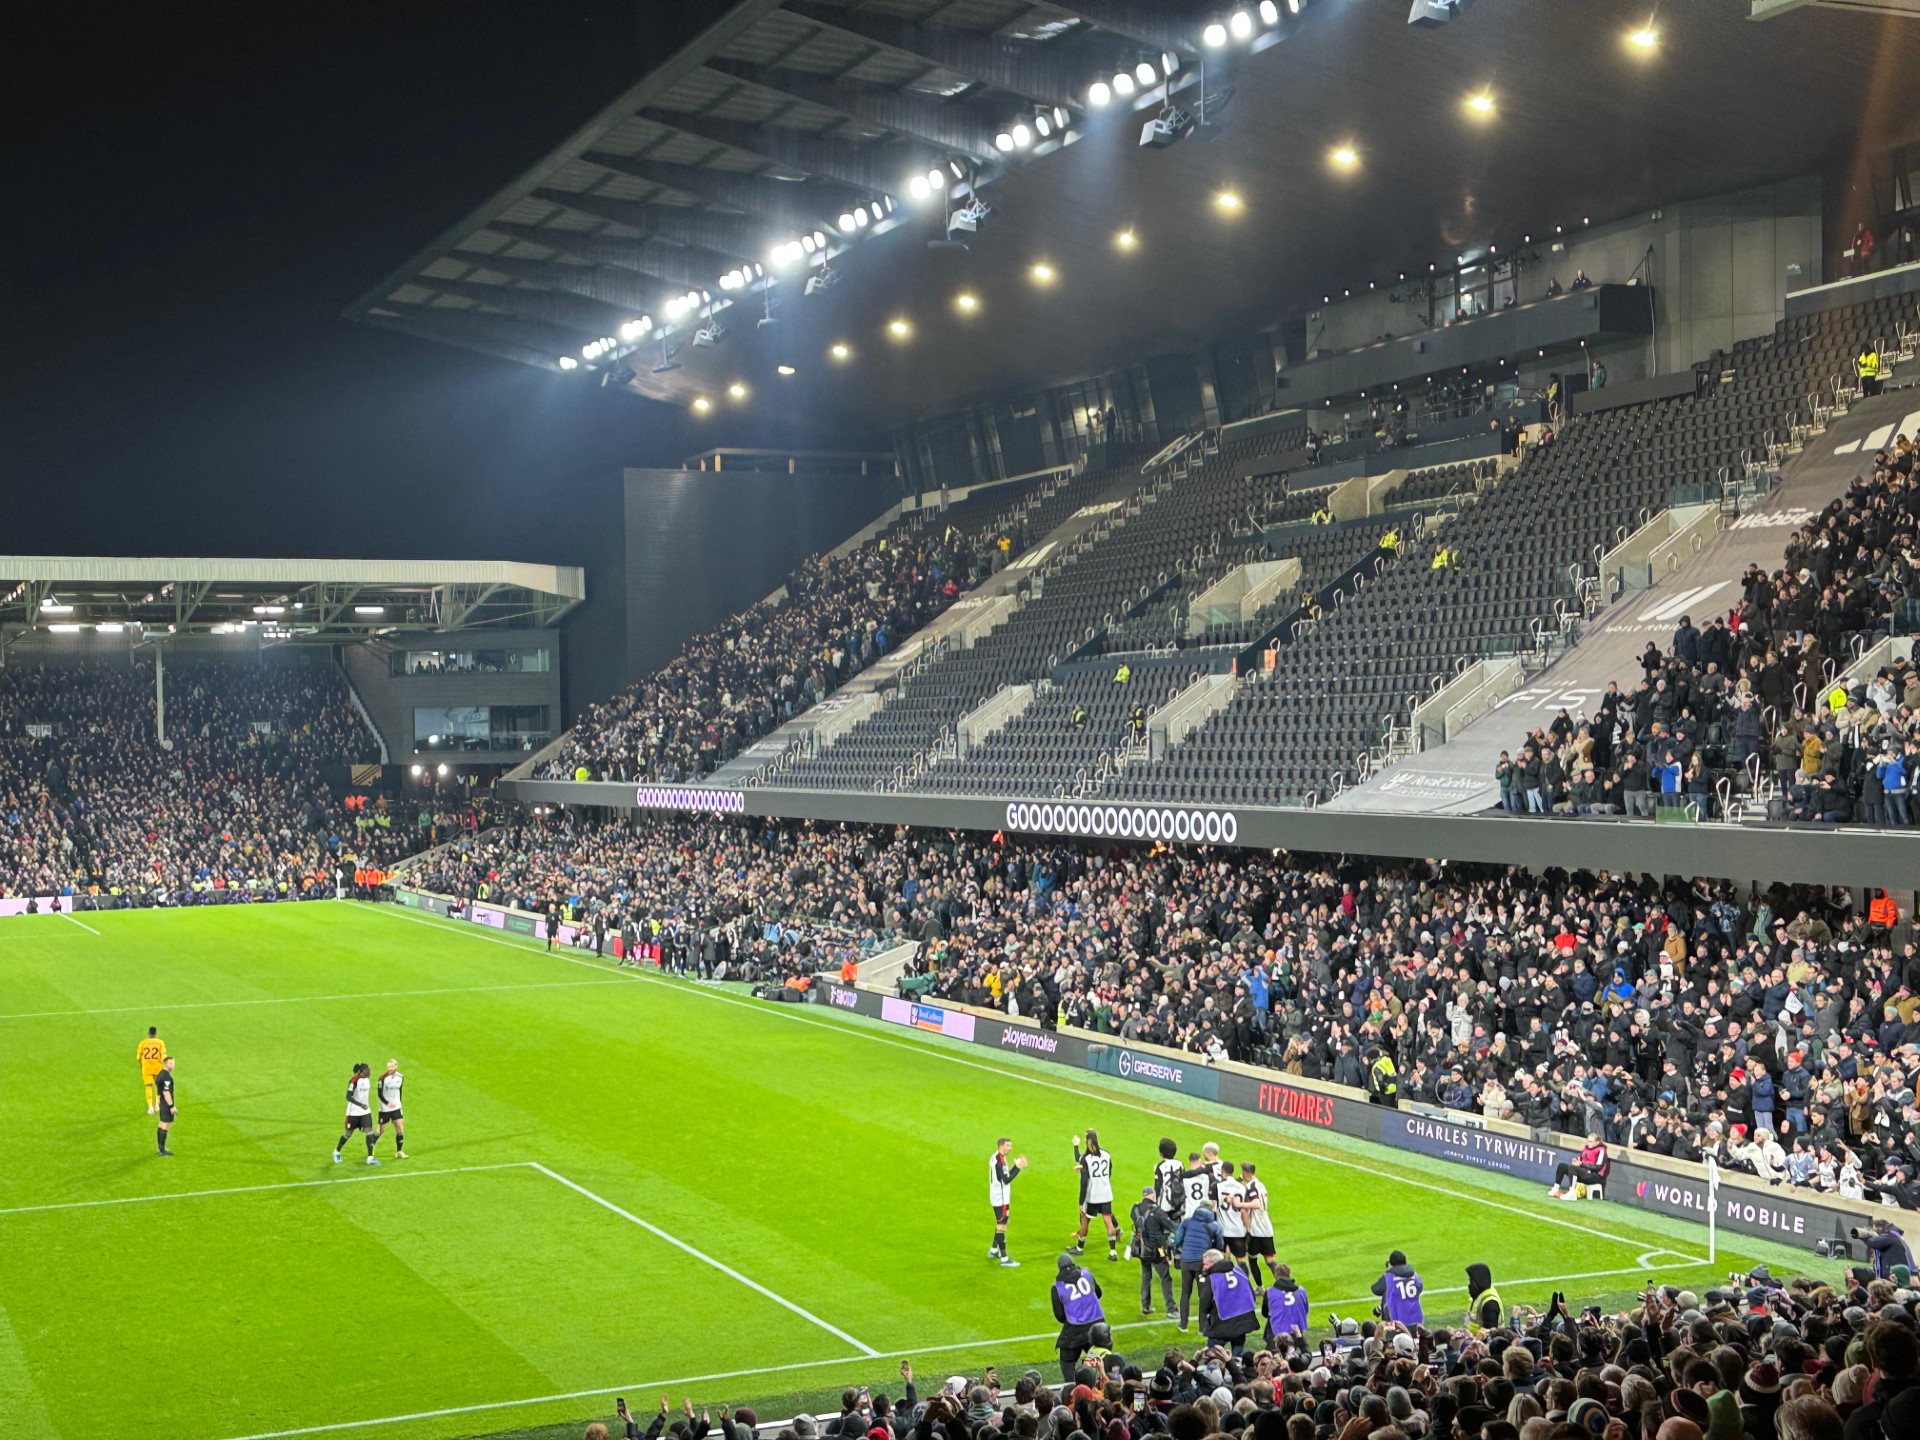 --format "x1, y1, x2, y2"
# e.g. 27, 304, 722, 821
1852, 1216, 1915, 1278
